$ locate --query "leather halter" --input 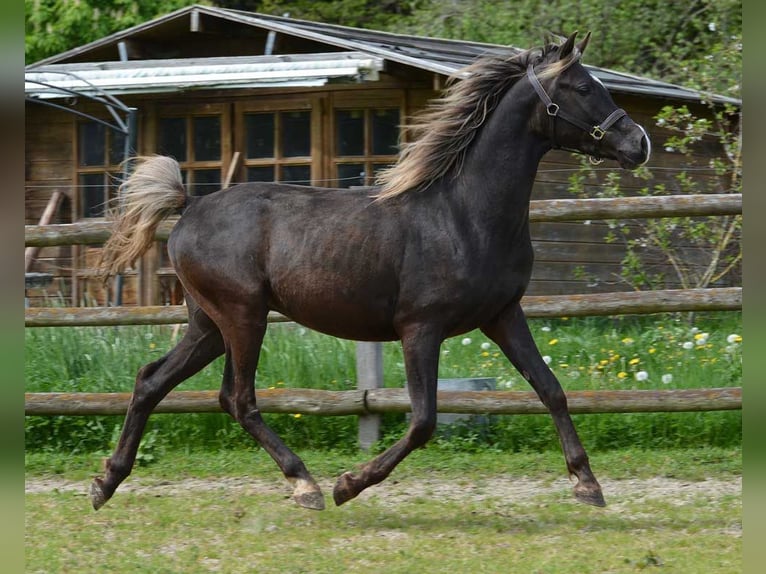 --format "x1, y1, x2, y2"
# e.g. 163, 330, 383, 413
526, 64, 626, 163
